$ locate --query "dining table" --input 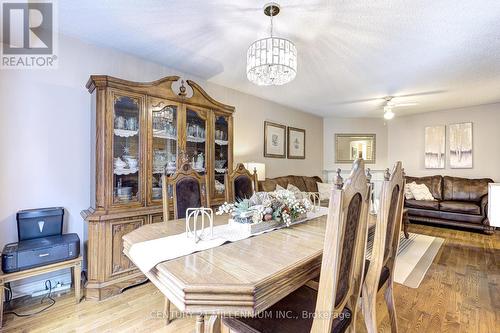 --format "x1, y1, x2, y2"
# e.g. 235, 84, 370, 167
123, 211, 377, 333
